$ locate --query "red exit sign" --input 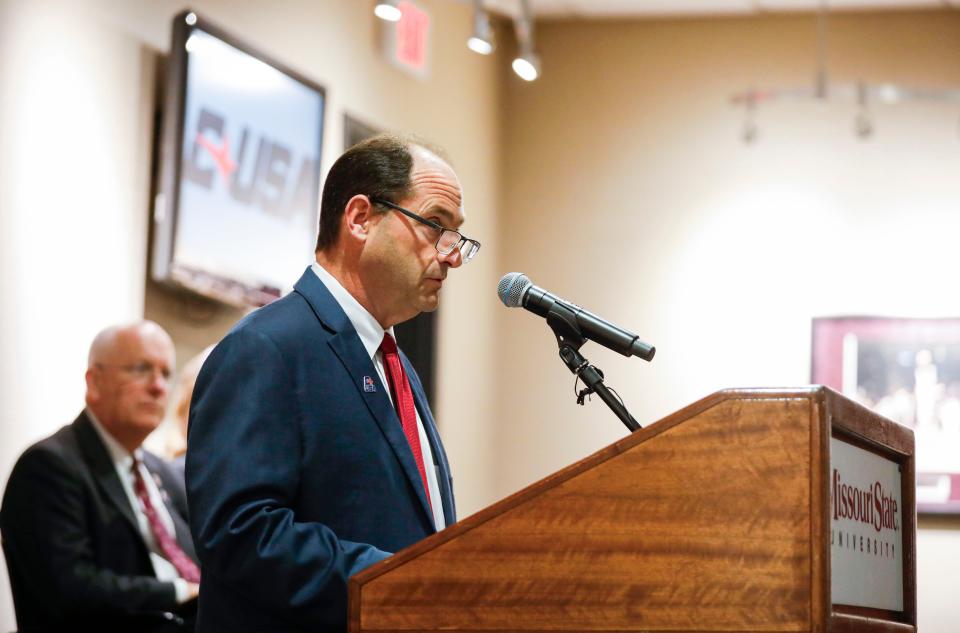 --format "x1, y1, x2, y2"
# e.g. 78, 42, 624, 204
387, 1, 431, 79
